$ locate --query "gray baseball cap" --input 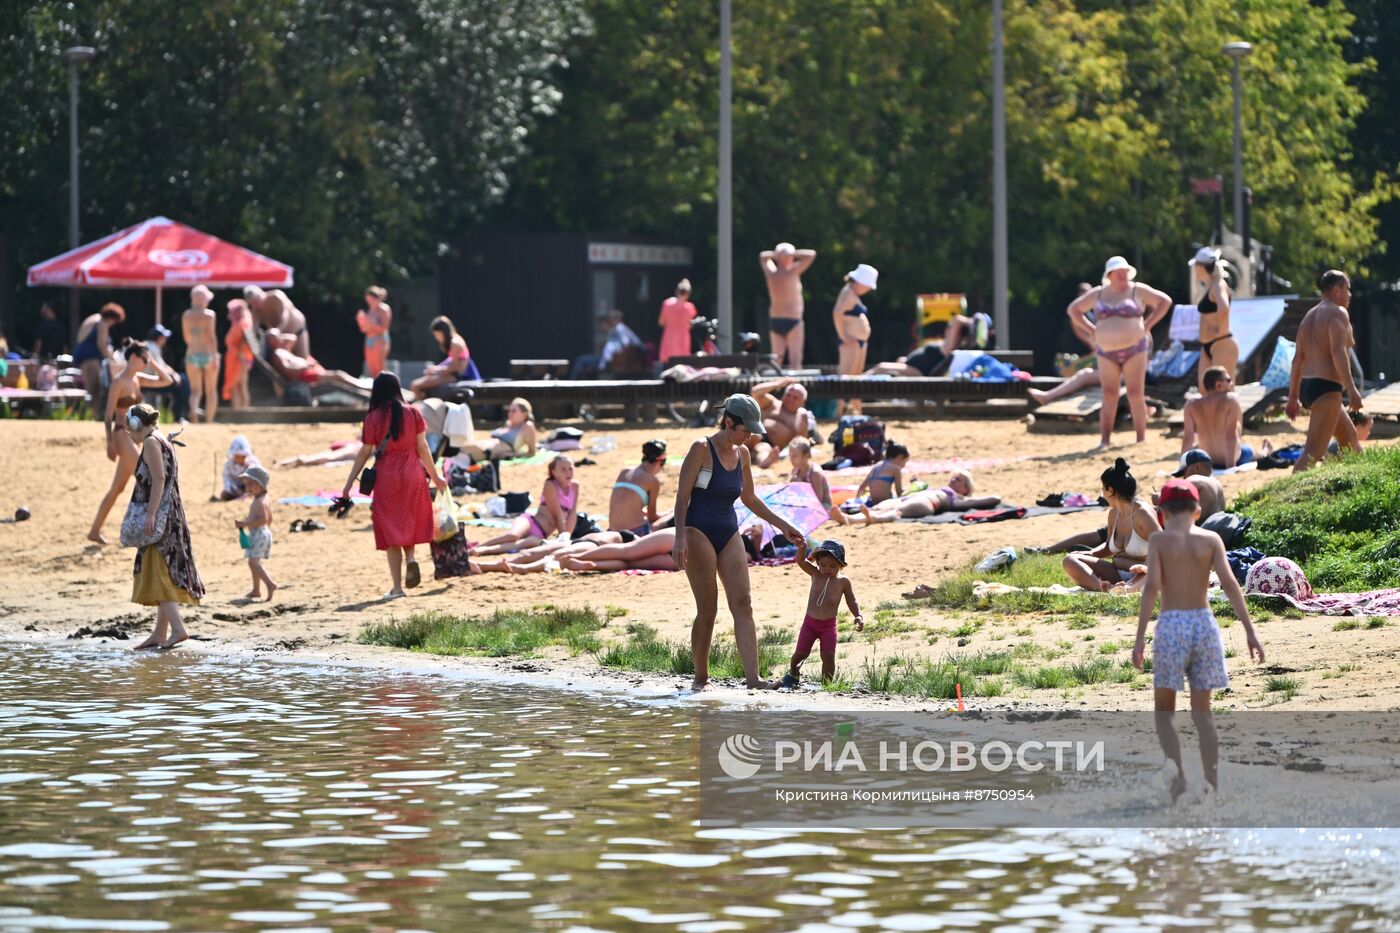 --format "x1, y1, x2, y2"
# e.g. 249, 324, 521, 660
722, 394, 766, 436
